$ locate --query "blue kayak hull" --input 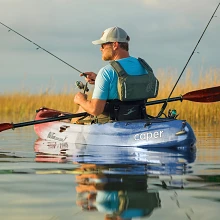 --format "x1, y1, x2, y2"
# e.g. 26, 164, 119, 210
35, 110, 196, 149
